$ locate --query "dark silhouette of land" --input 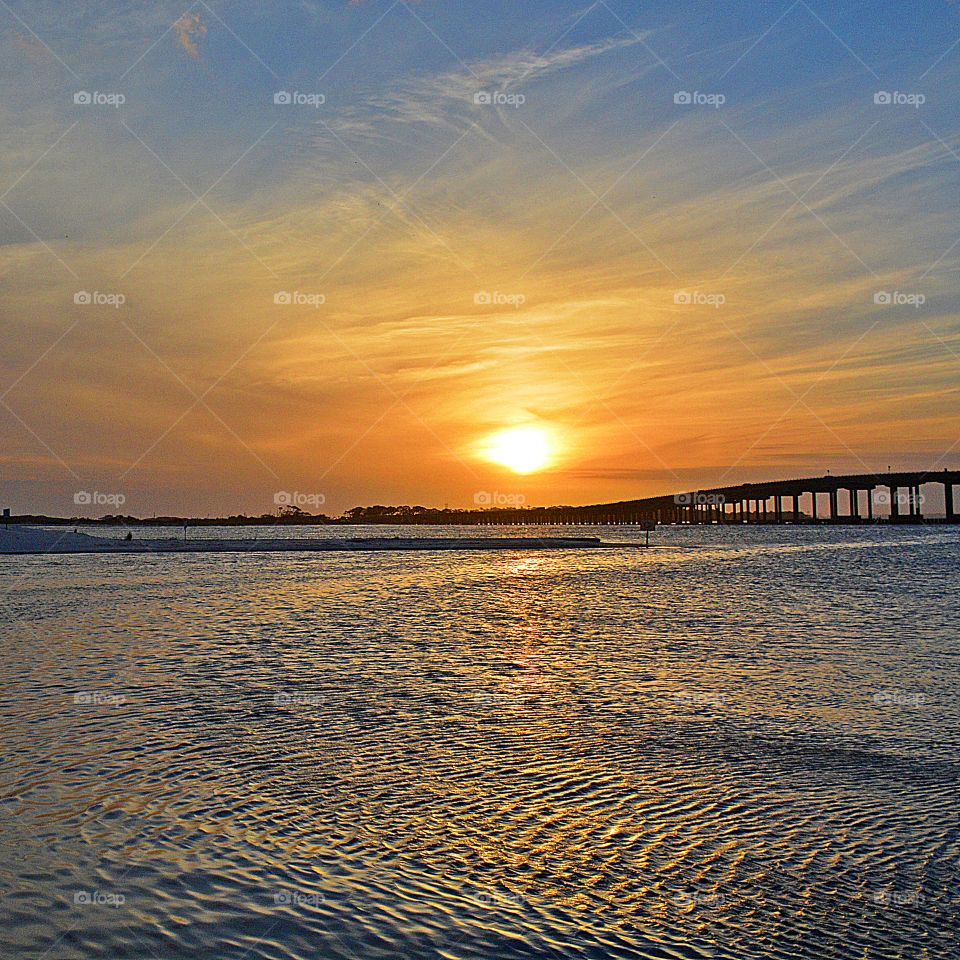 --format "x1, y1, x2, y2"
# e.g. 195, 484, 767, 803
9, 470, 960, 527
